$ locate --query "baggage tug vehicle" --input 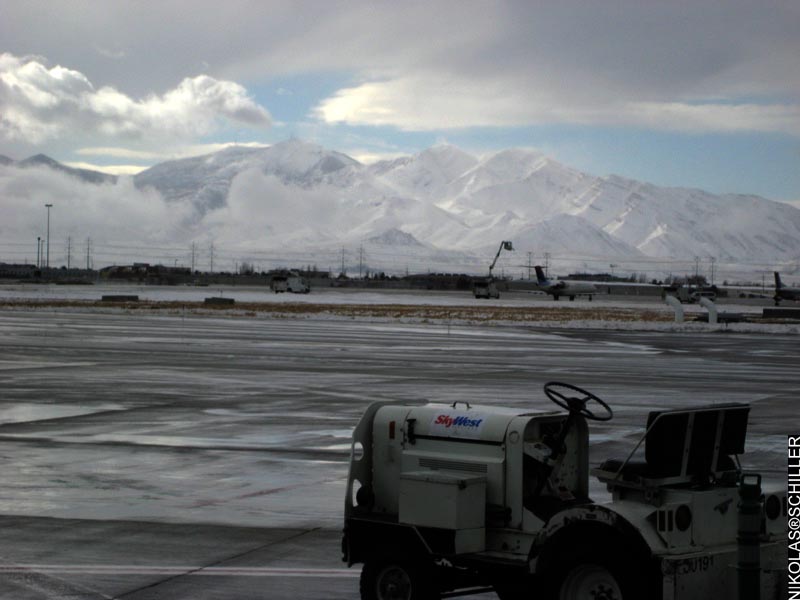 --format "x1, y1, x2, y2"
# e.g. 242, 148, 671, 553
342, 382, 787, 599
